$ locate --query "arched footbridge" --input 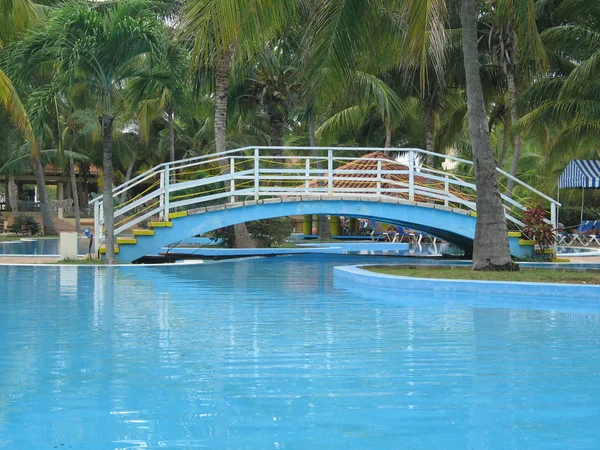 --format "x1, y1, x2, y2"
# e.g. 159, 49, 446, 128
90, 146, 559, 263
